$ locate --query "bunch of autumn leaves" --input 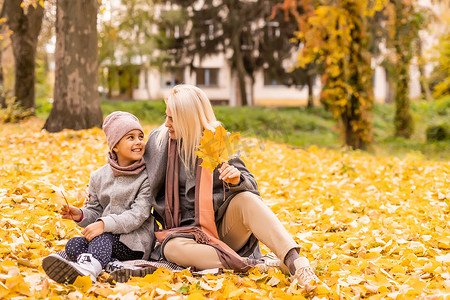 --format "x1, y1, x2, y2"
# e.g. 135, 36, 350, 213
195, 125, 244, 172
